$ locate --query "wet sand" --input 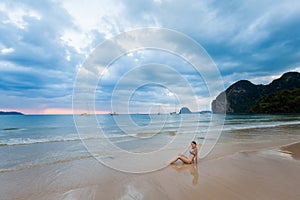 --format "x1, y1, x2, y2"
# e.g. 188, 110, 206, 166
280, 142, 300, 160
1, 125, 300, 200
